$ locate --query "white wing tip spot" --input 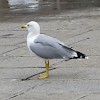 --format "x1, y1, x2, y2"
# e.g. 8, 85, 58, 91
85, 56, 89, 59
